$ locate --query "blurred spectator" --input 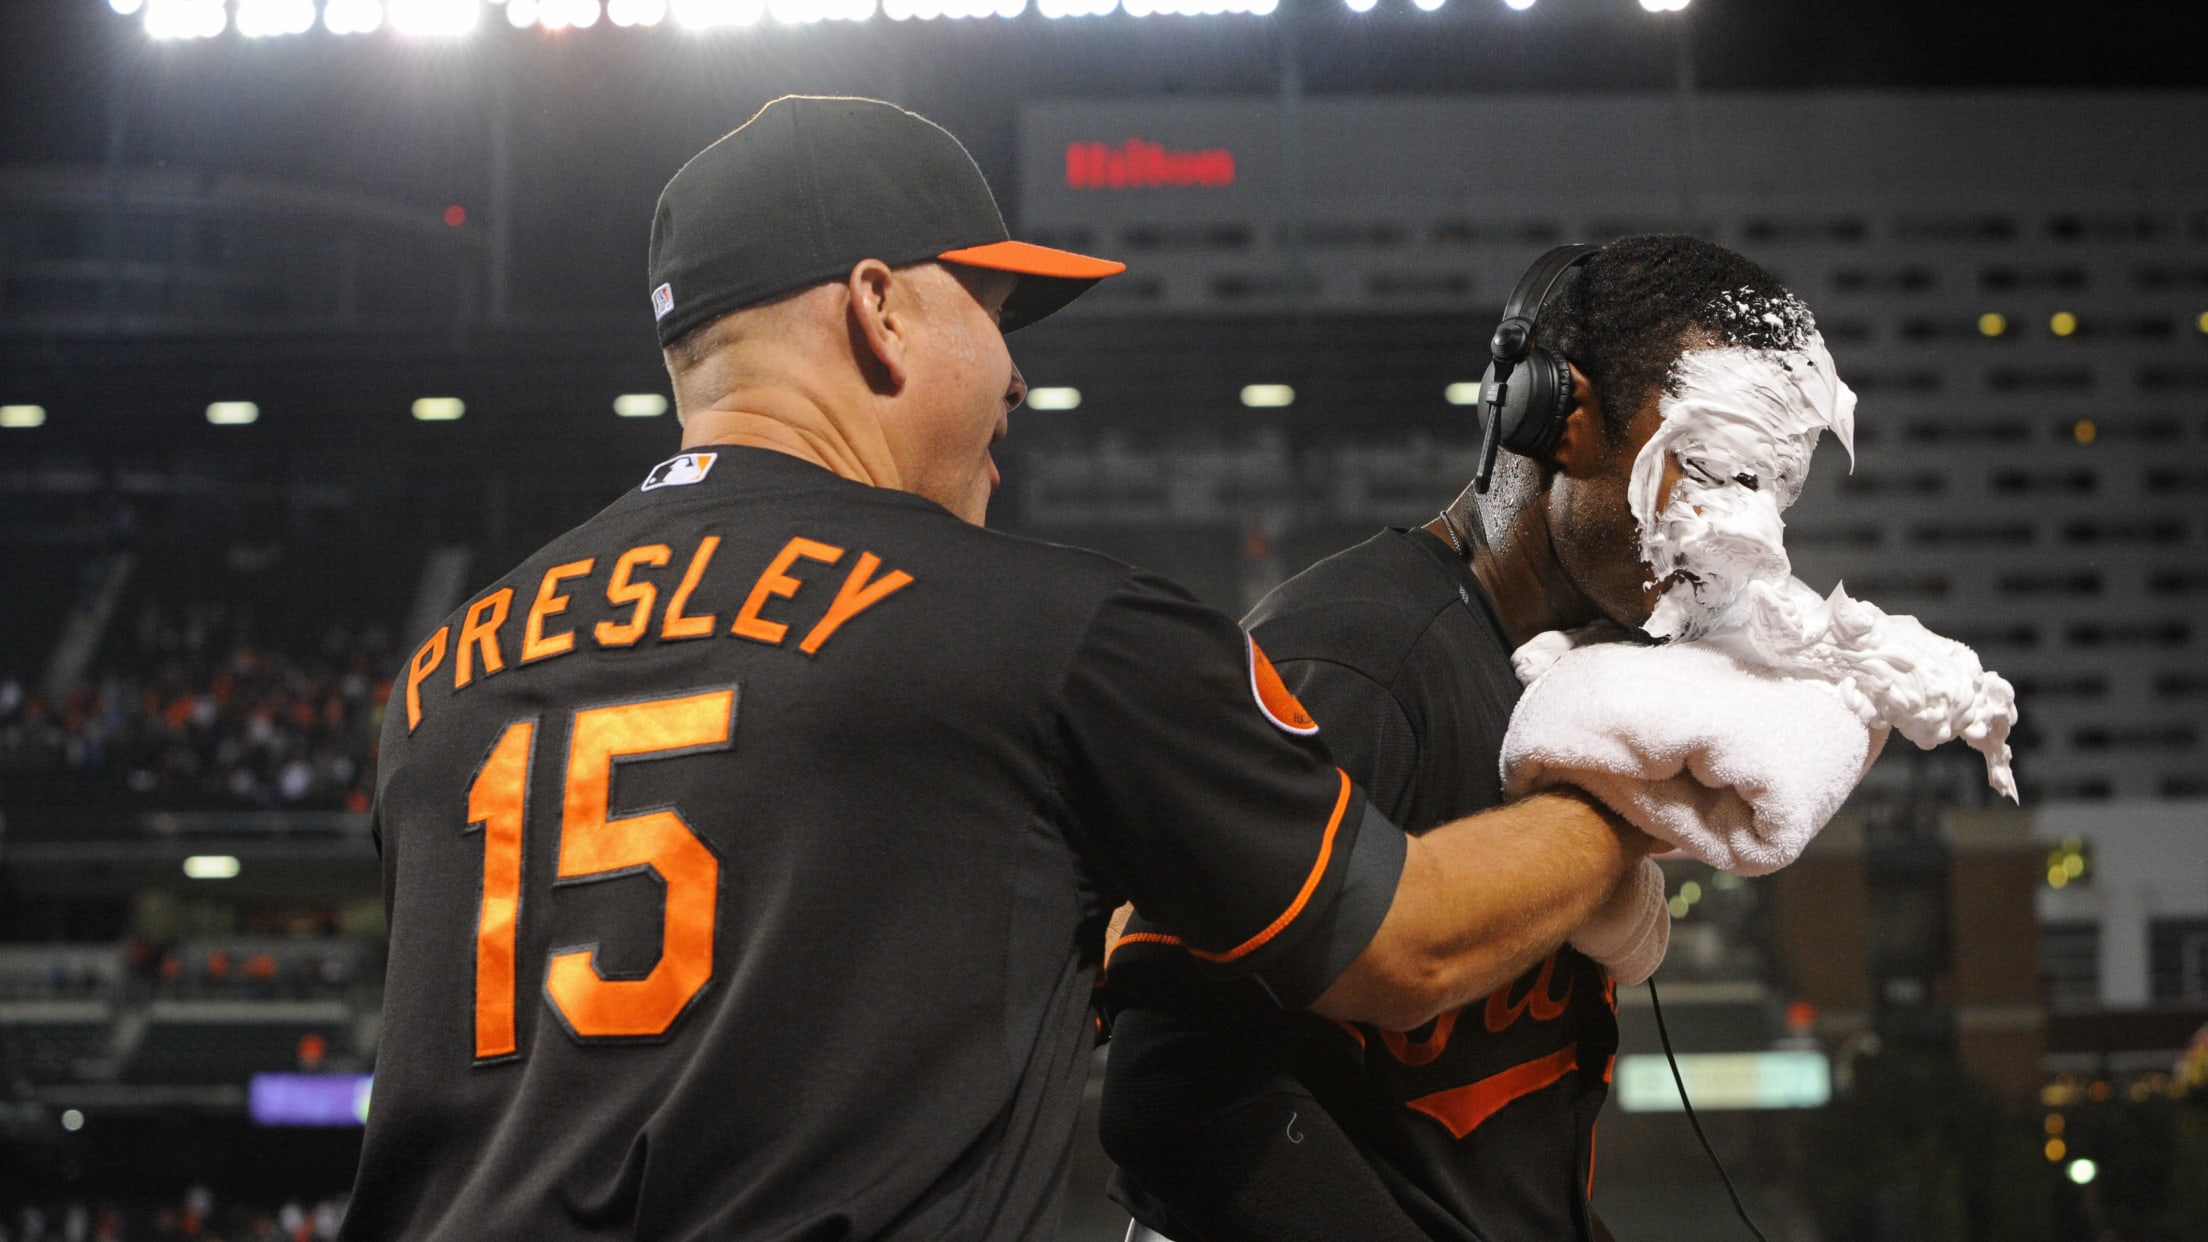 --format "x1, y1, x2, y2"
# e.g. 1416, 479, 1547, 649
0, 609, 395, 812
0, 1193, 345, 1242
